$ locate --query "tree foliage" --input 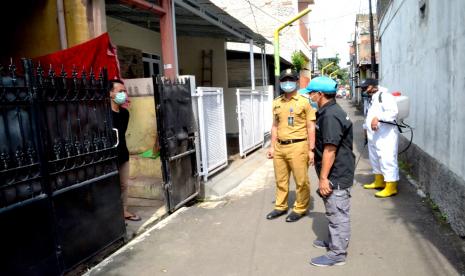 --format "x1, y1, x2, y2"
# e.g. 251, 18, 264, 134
291, 51, 306, 73
318, 54, 349, 85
